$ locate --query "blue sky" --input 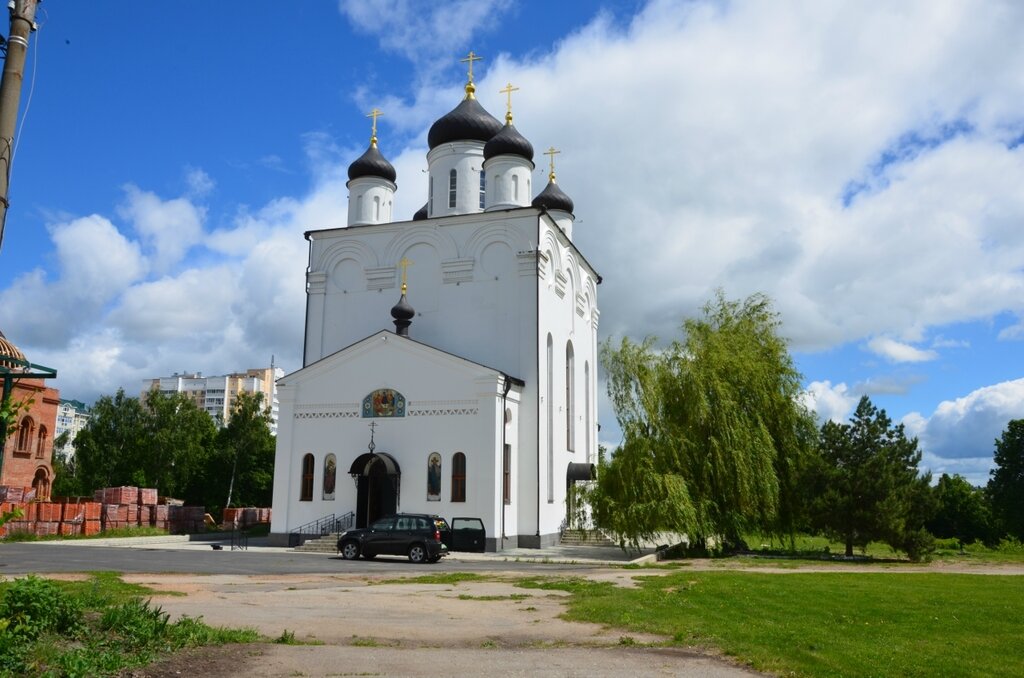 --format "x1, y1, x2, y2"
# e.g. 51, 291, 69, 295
0, 1, 1021, 485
